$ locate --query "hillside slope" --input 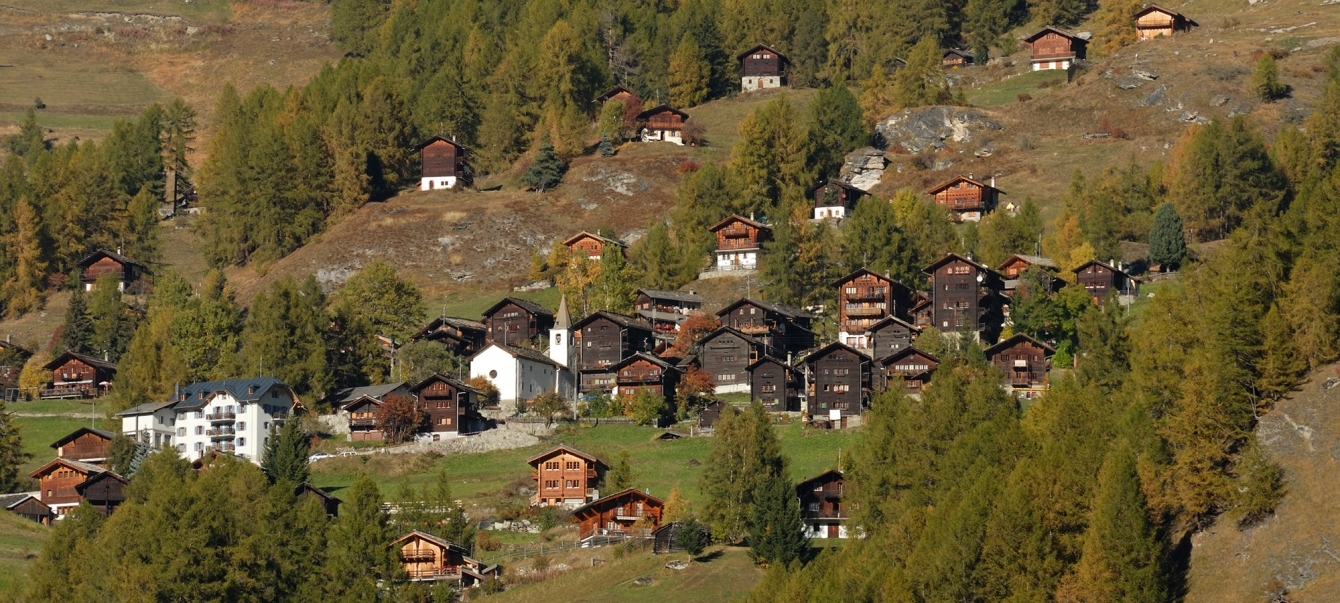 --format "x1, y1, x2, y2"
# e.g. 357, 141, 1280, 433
1186, 362, 1340, 602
